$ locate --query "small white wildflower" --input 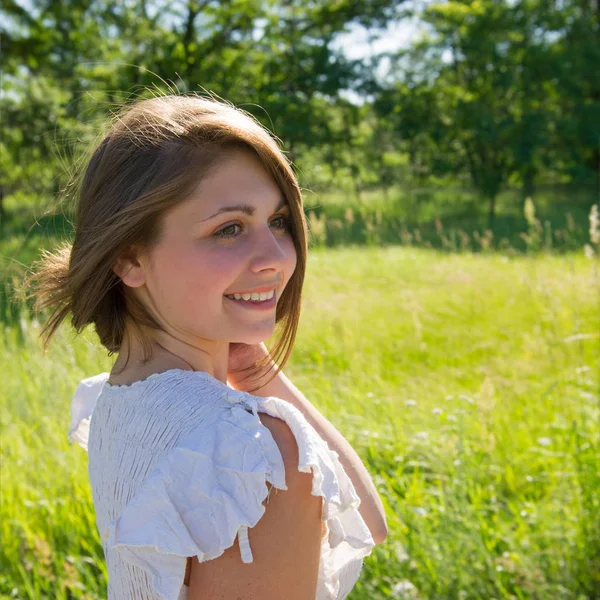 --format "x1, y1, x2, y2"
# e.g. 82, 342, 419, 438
375, 474, 386, 487
432, 408, 443, 416
392, 541, 409, 562
412, 507, 428, 517
525, 475, 534, 482
360, 429, 381, 439
537, 437, 552, 447
405, 399, 417, 407
414, 431, 429, 441
391, 580, 418, 598
459, 395, 475, 404
447, 415, 457, 422
454, 459, 461, 466
366, 392, 374, 398
445, 395, 454, 401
